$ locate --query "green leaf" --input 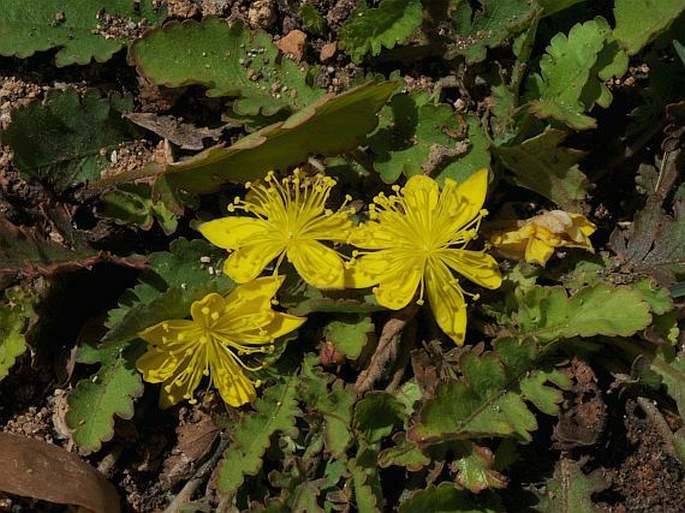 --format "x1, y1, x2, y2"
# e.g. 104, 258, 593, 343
217, 375, 301, 496
280, 278, 381, 316
368, 92, 490, 185
130, 18, 323, 118
515, 283, 653, 342
446, 0, 539, 63
496, 128, 588, 209
614, 0, 685, 55
408, 340, 569, 445
2, 88, 141, 192
0, 218, 100, 280
451, 441, 508, 493
349, 447, 384, 513
0, 289, 33, 382
649, 349, 685, 416
300, 4, 327, 36
354, 392, 405, 445
0, 0, 165, 66
299, 355, 353, 458
100, 184, 178, 235
536, 0, 588, 16
534, 459, 606, 513
398, 482, 504, 513
66, 351, 144, 453
338, 0, 422, 64
149, 81, 396, 200
632, 278, 673, 315
323, 315, 375, 360
377, 433, 430, 472
527, 17, 628, 130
